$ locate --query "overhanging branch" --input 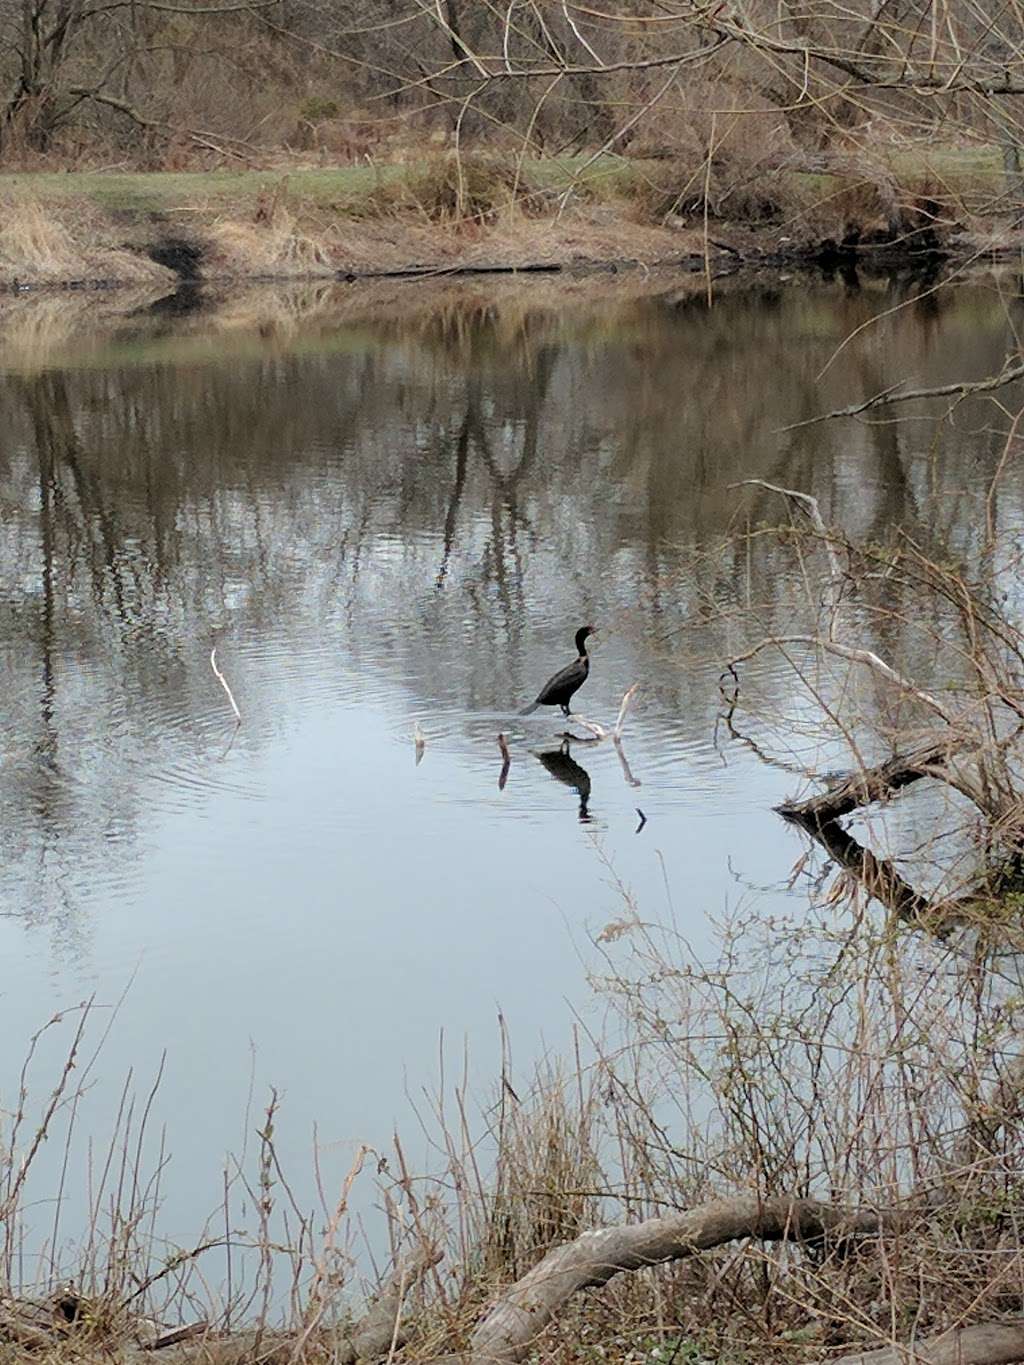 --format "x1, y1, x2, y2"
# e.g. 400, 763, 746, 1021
780, 360, 1024, 431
